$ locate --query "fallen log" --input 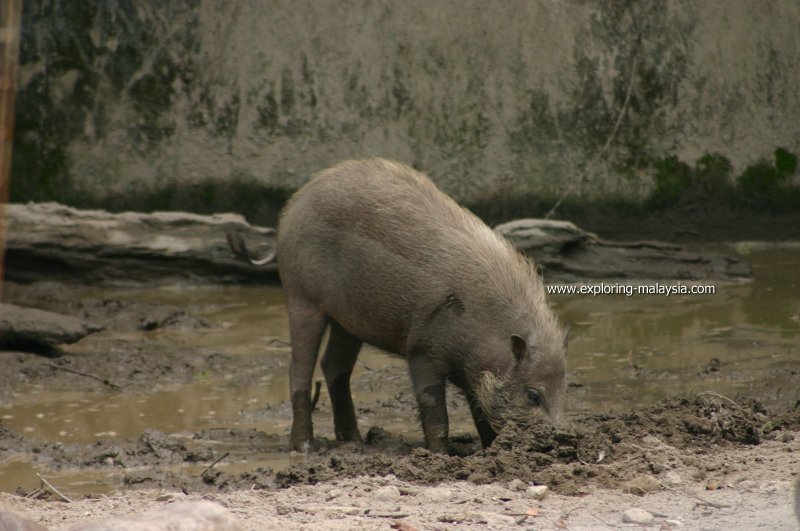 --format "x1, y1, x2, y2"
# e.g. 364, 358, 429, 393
3, 203, 751, 285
